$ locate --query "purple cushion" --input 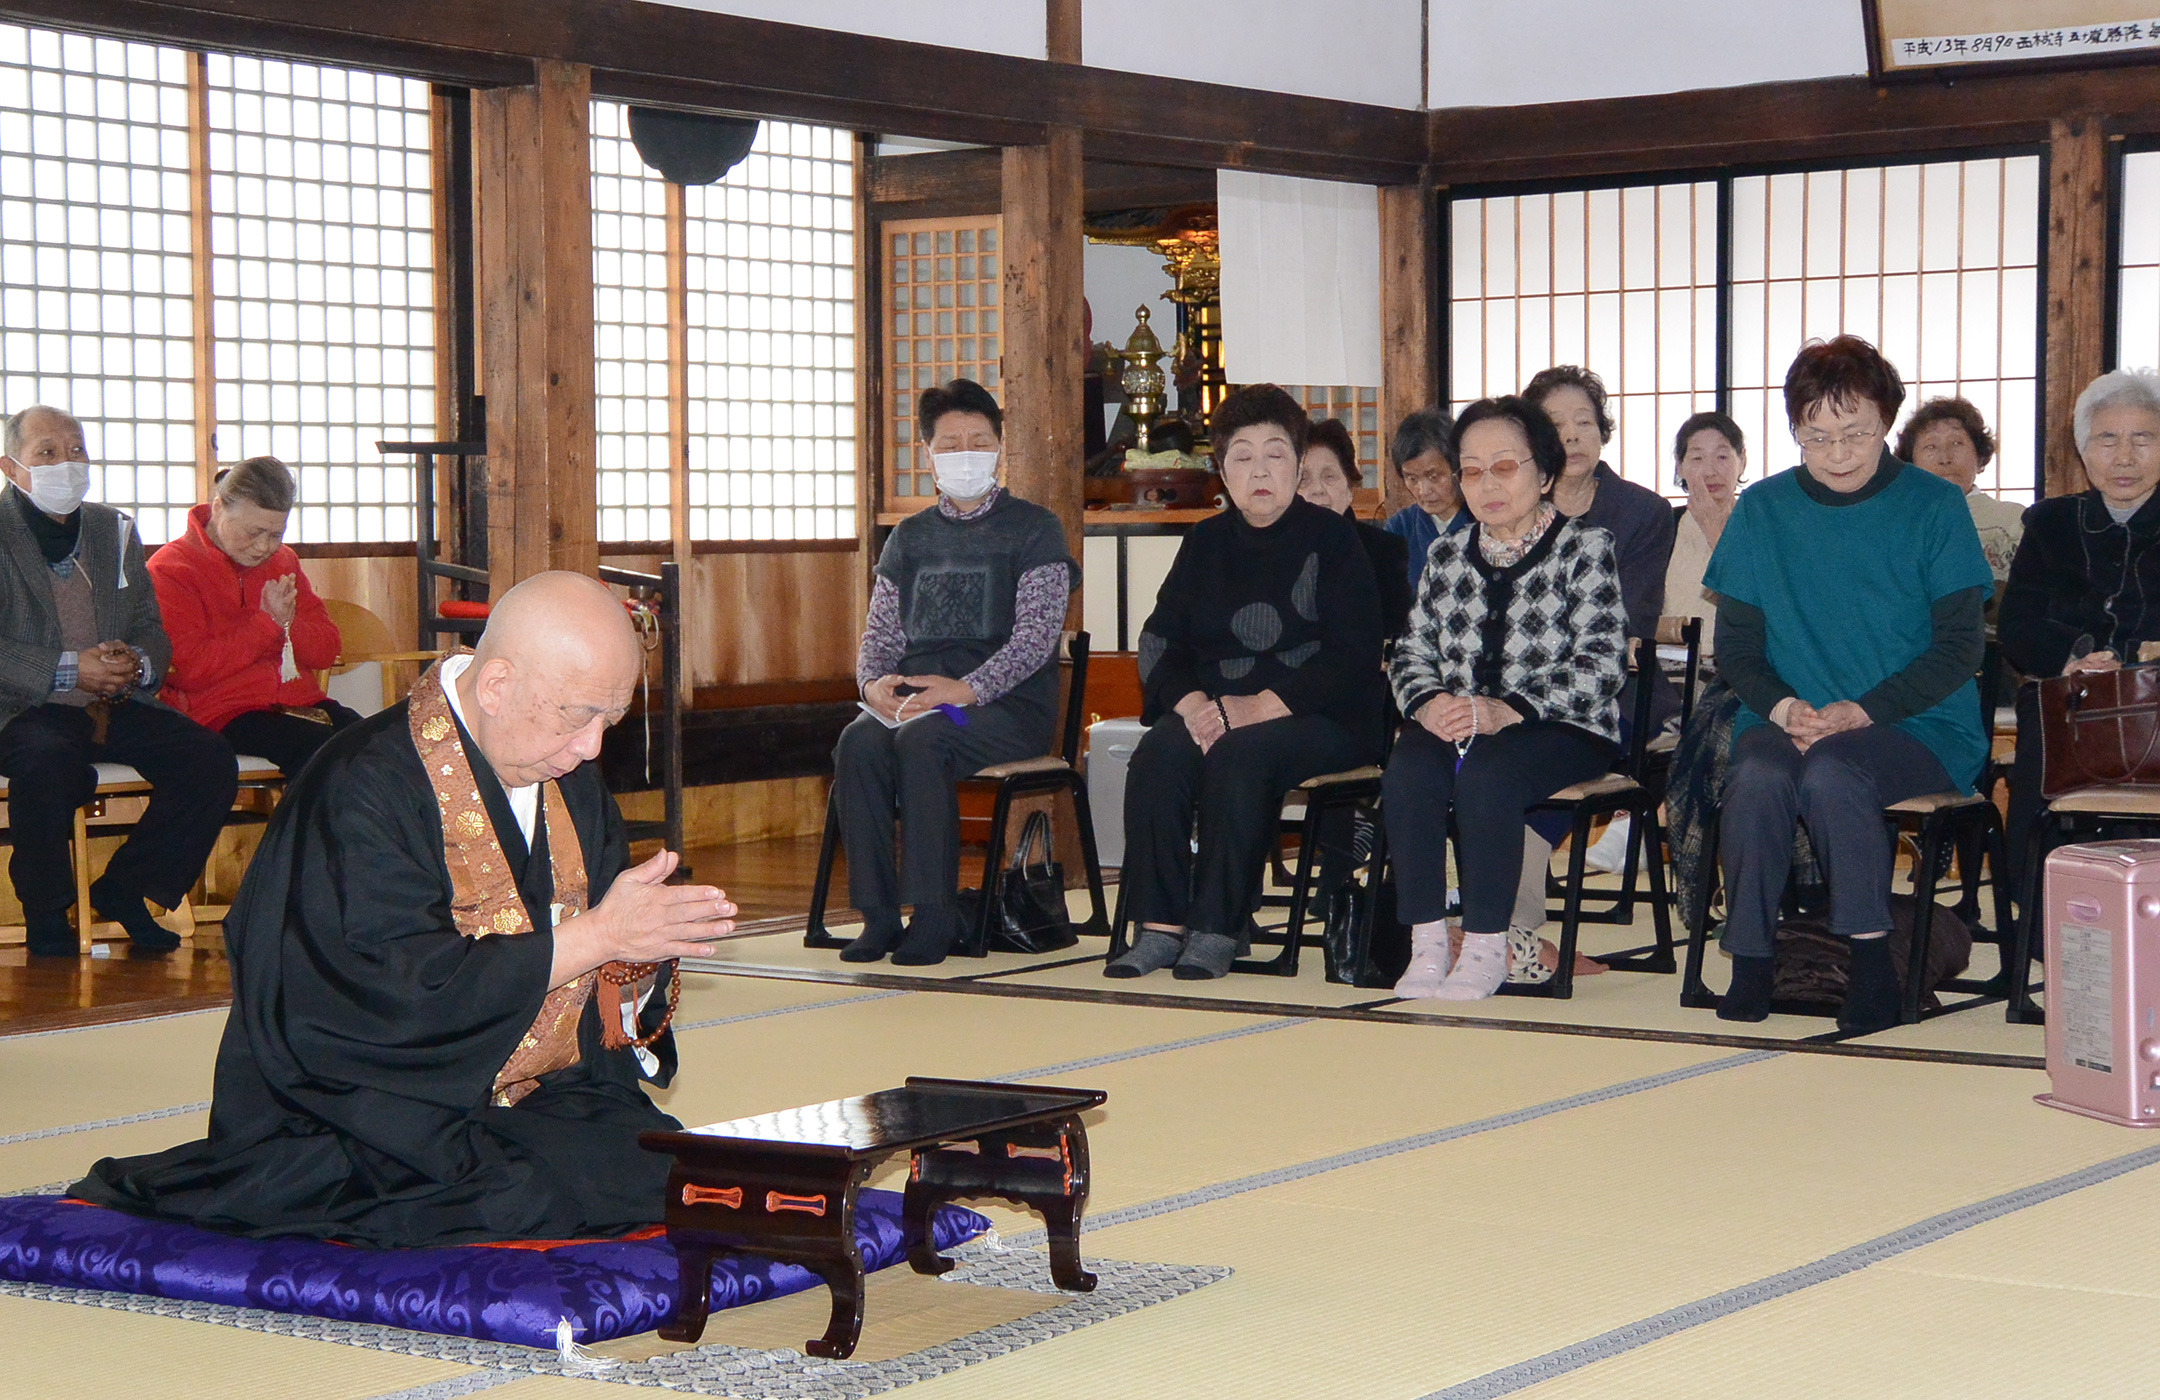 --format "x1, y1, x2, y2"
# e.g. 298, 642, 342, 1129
0, 1191, 989, 1350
